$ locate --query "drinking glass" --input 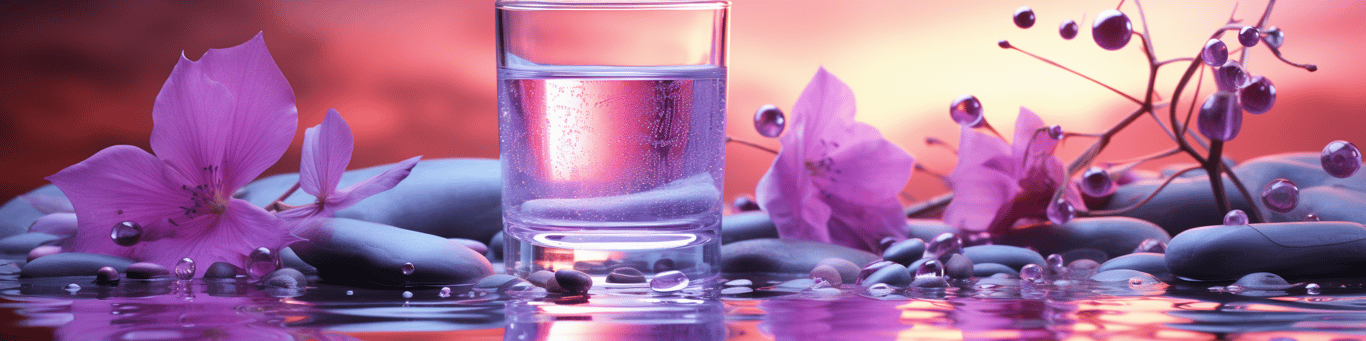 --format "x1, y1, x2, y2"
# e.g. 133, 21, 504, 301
496, 0, 729, 294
